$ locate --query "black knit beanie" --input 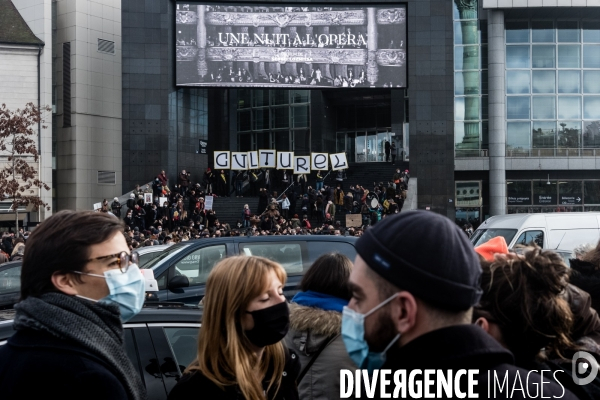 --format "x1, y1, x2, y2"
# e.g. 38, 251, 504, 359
355, 210, 482, 311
